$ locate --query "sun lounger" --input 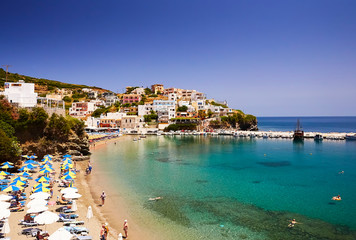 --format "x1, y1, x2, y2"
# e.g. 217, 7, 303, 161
74, 236, 92, 240
64, 226, 89, 235
18, 227, 43, 236
19, 220, 41, 227
63, 221, 85, 226
58, 214, 78, 222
